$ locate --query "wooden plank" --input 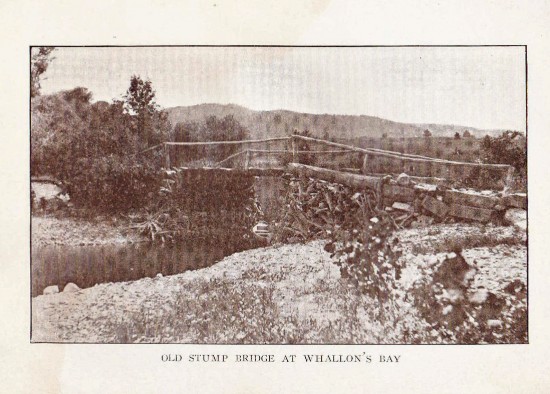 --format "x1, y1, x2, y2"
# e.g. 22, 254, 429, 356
294, 135, 511, 170
215, 150, 246, 167
443, 190, 500, 209
449, 203, 494, 223
286, 163, 381, 190
173, 167, 284, 177
422, 196, 449, 219
165, 137, 290, 146
414, 183, 438, 193
502, 193, 527, 209
247, 149, 353, 154
392, 202, 413, 212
